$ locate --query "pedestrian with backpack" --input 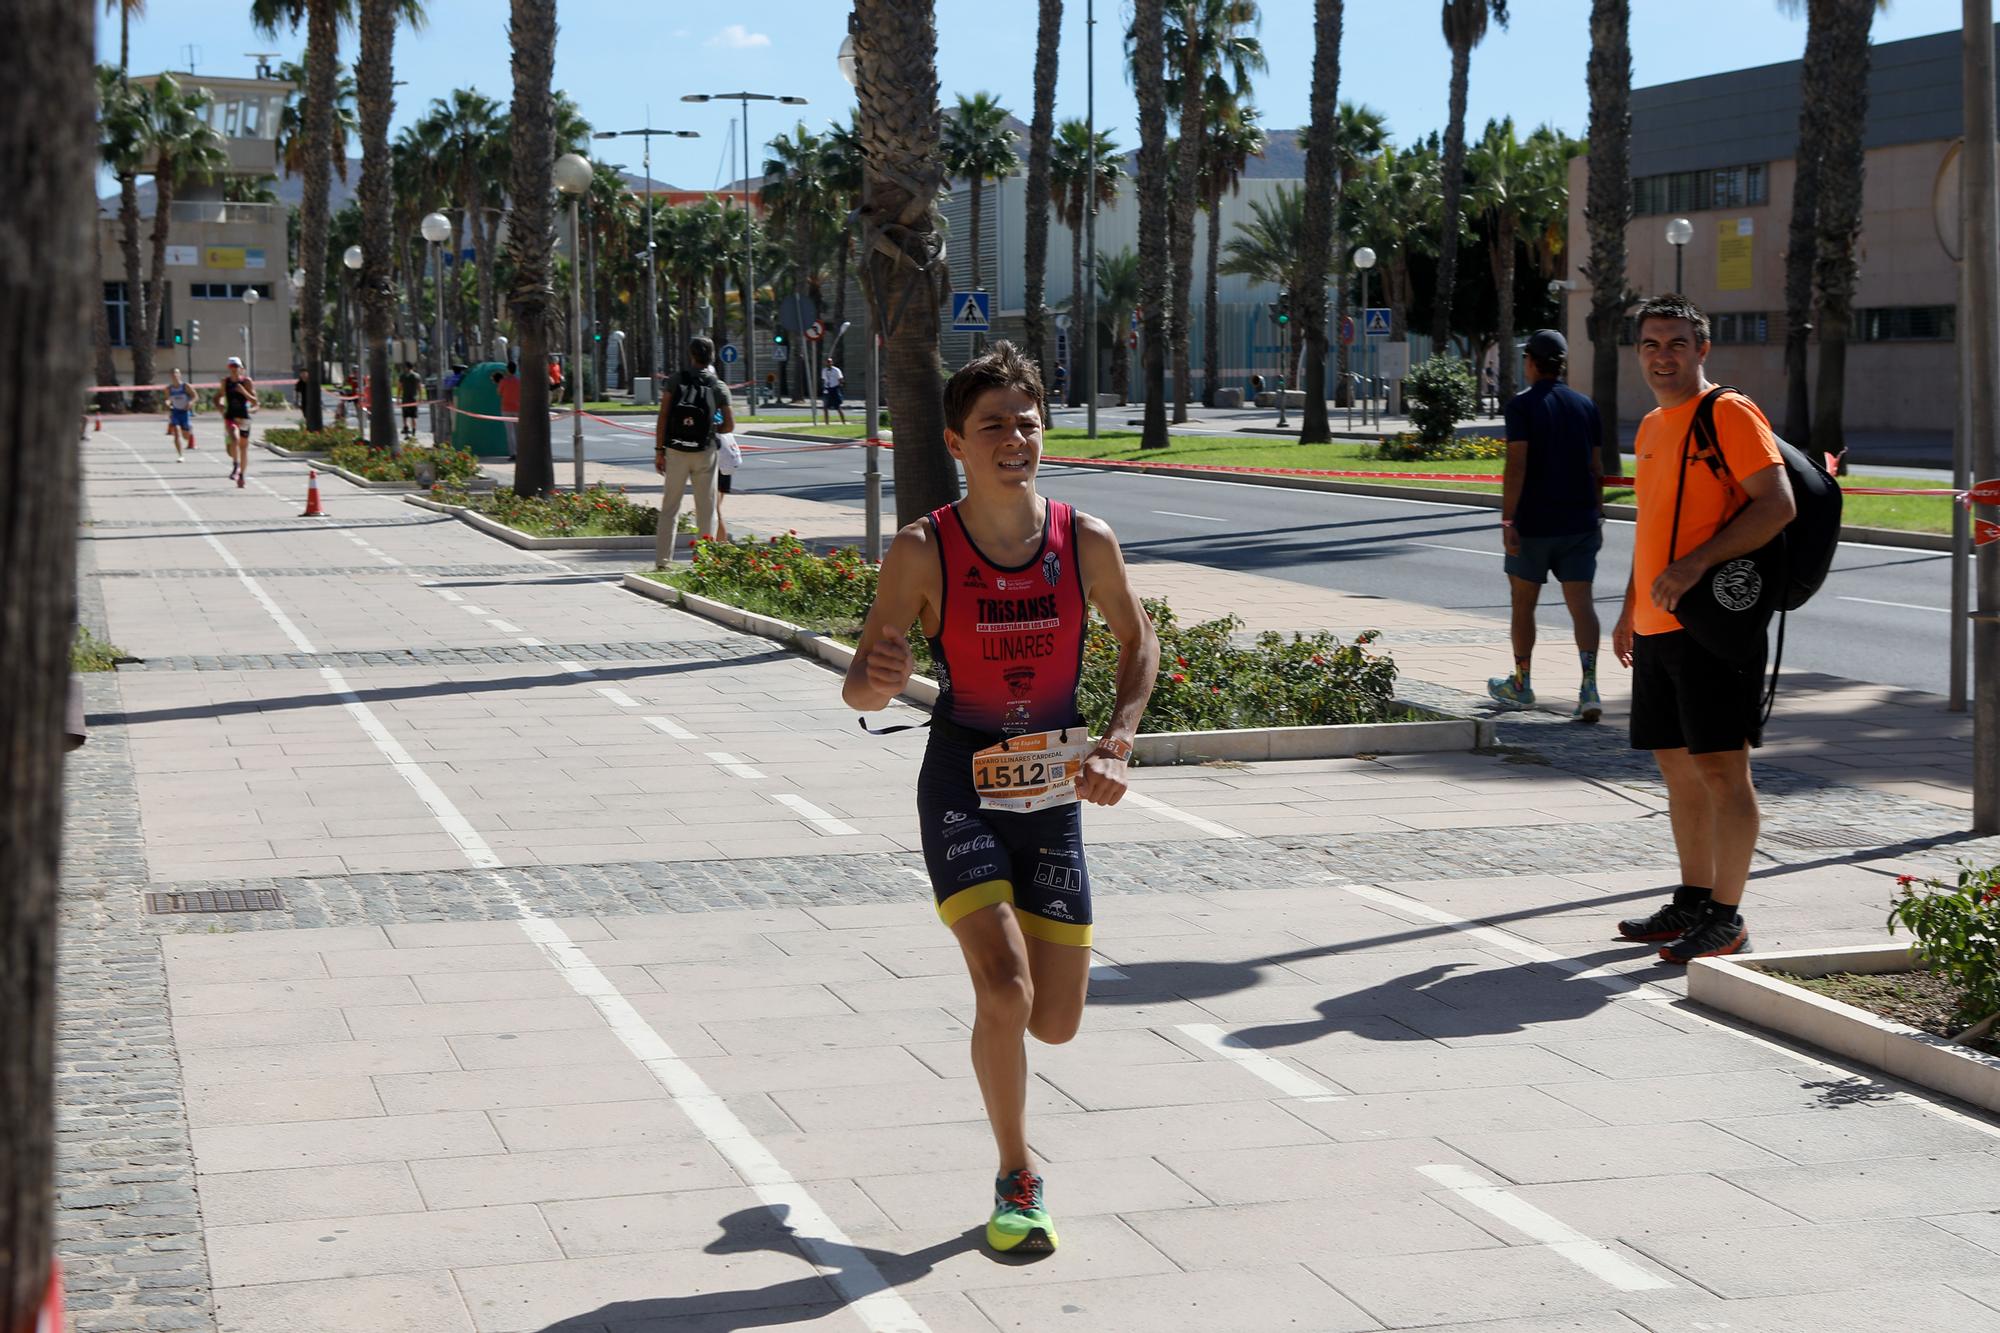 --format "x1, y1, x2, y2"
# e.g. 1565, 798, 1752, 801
655, 337, 734, 569
1612, 296, 1798, 964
